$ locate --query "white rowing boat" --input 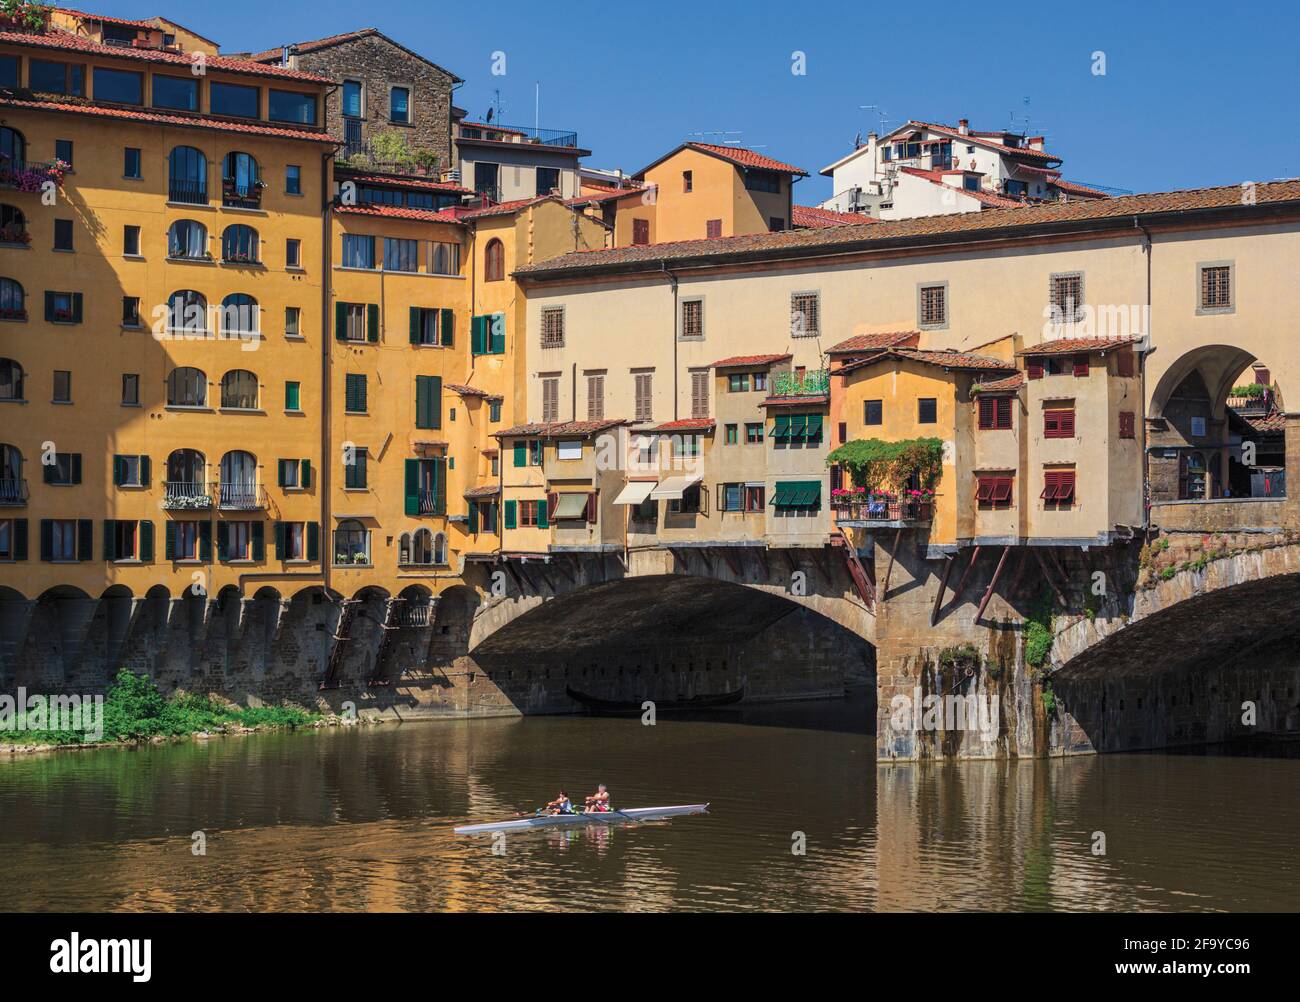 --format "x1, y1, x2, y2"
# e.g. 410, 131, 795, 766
454, 803, 709, 835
